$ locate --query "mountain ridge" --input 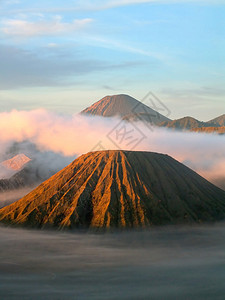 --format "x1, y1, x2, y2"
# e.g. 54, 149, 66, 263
158, 116, 214, 130
158, 115, 225, 132
207, 114, 225, 127
80, 94, 224, 133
